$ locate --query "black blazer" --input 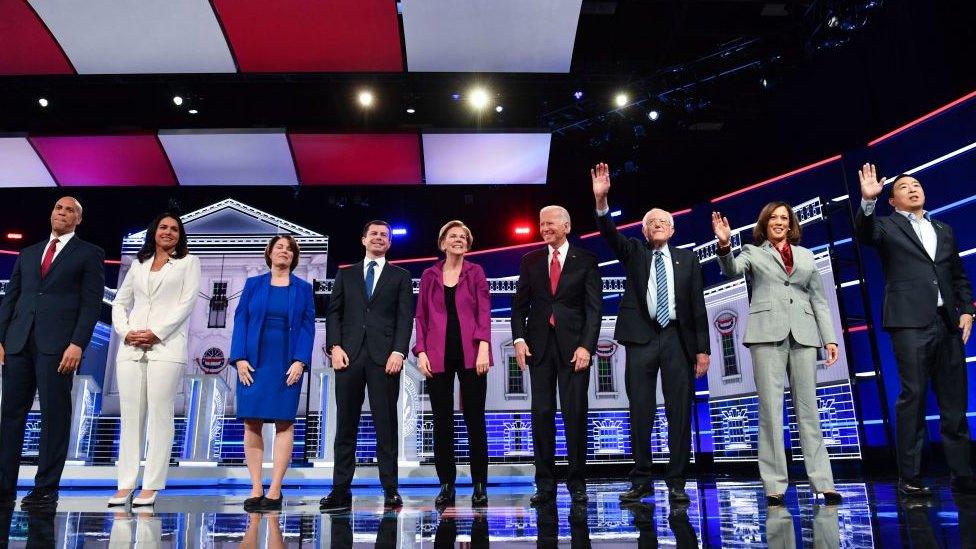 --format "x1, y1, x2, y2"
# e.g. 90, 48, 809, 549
326, 260, 414, 365
511, 243, 602, 365
0, 236, 105, 355
855, 206, 975, 328
596, 213, 709, 360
